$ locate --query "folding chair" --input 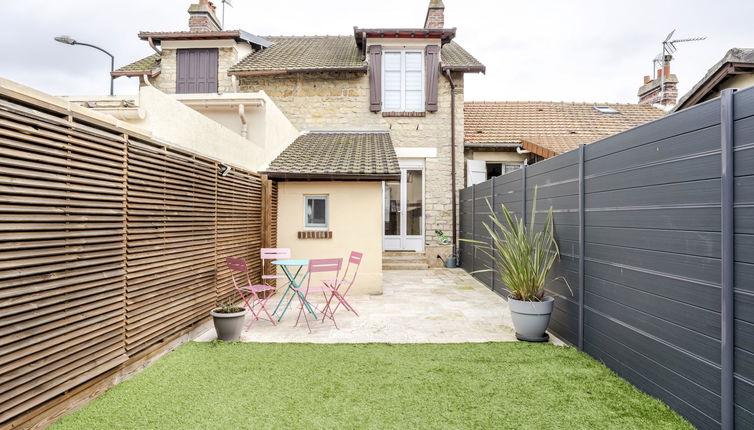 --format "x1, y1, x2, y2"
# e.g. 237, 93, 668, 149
323, 251, 362, 317
226, 257, 276, 329
294, 258, 342, 333
260, 248, 291, 287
